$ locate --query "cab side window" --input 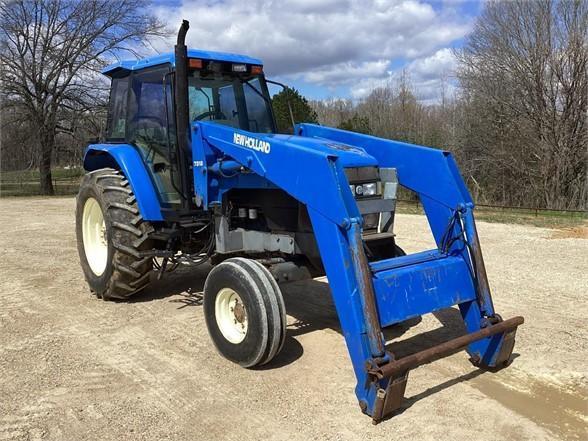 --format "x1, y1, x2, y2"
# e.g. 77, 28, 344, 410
106, 76, 129, 140
127, 67, 170, 147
